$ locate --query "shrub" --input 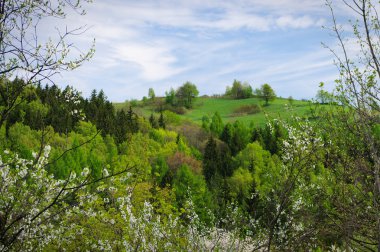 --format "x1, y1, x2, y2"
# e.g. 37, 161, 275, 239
231, 104, 261, 116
